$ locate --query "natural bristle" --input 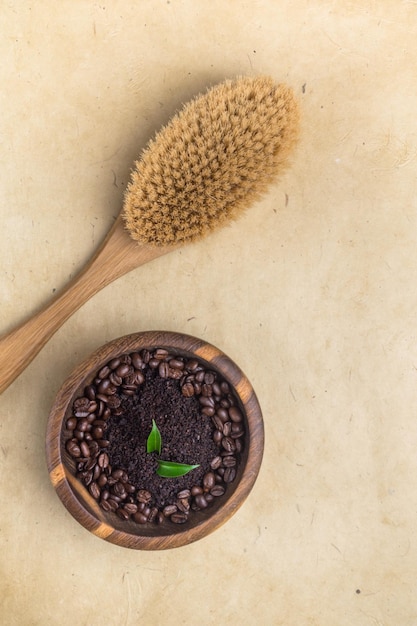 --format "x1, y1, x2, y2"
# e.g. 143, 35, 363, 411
123, 76, 299, 246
